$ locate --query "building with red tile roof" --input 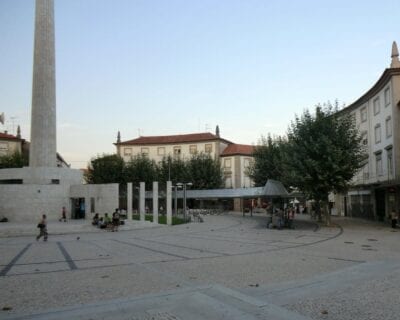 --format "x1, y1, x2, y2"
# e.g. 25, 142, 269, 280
0, 130, 24, 156
115, 126, 255, 190
0, 129, 69, 168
